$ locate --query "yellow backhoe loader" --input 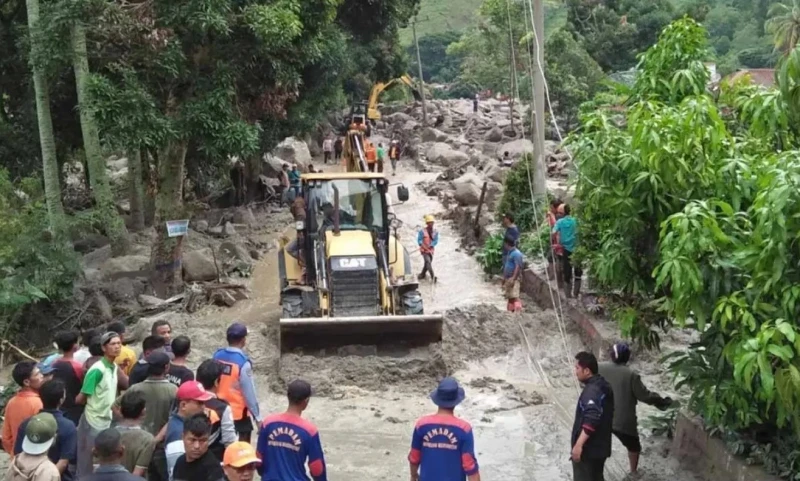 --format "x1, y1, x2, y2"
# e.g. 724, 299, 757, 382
277, 172, 442, 351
